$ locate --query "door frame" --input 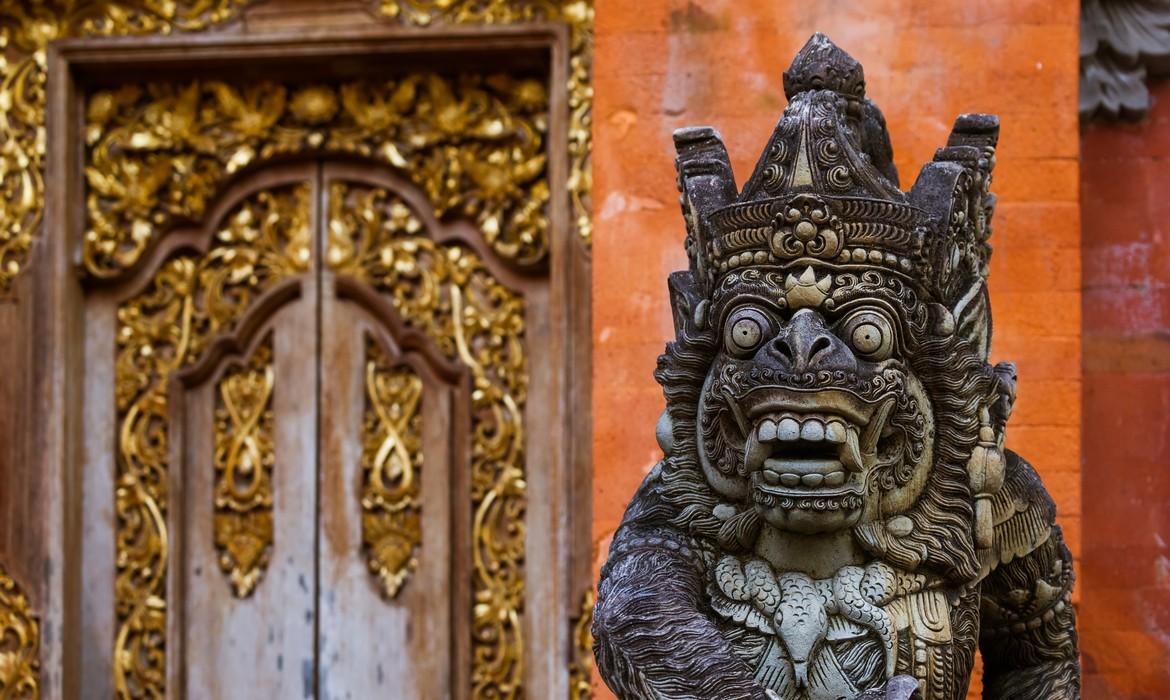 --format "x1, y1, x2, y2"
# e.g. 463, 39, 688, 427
41, 24, 591, 698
